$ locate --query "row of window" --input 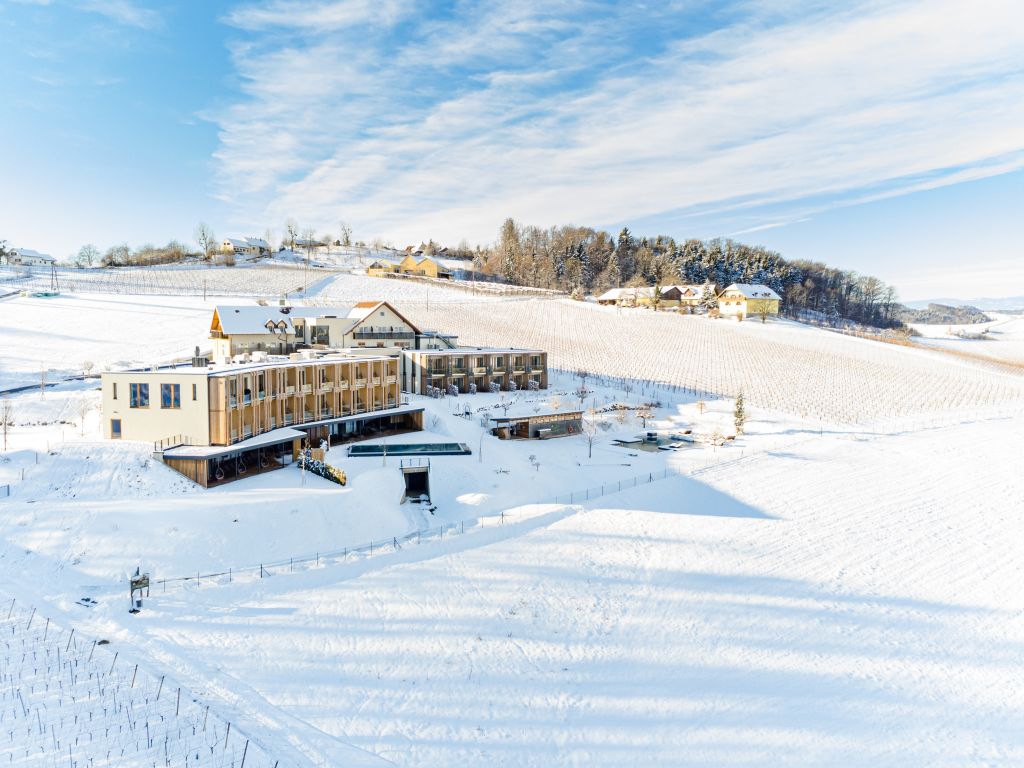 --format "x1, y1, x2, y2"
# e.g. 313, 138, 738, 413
114, 382, 197, 409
